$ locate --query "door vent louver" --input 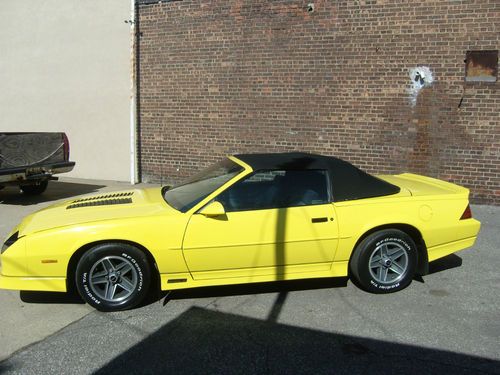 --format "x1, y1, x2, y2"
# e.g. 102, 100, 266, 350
66, 192, 134, 209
